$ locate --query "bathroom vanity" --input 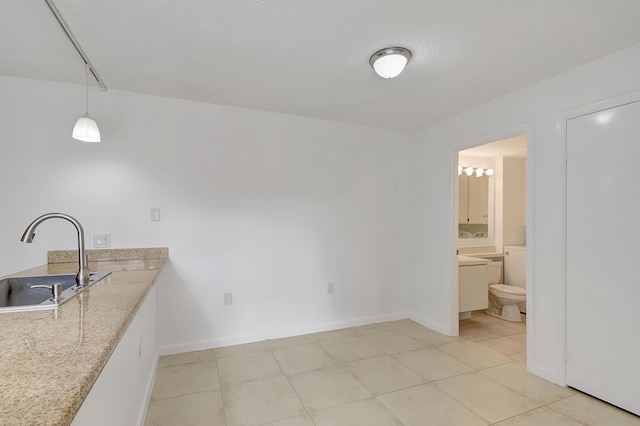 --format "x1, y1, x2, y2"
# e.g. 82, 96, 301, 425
458, 255, 490, 313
